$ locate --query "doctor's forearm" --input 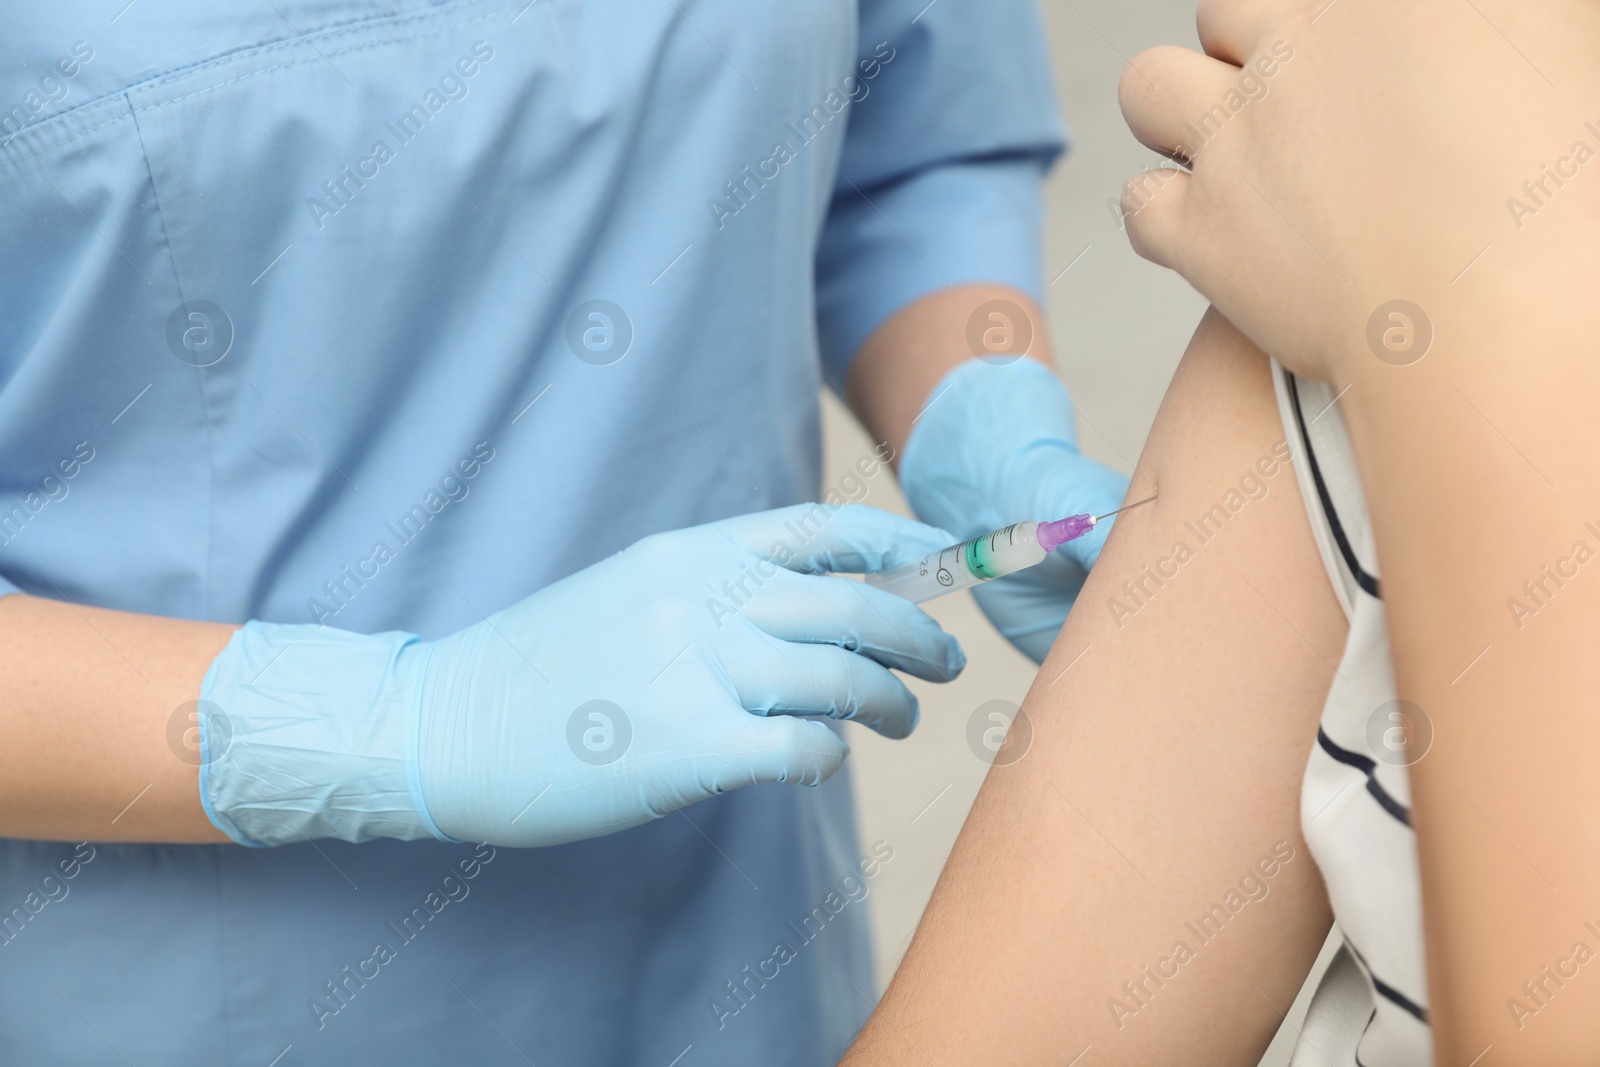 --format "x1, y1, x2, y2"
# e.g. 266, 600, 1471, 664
0, 594, 233, 843
844, 283, 1051, 463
